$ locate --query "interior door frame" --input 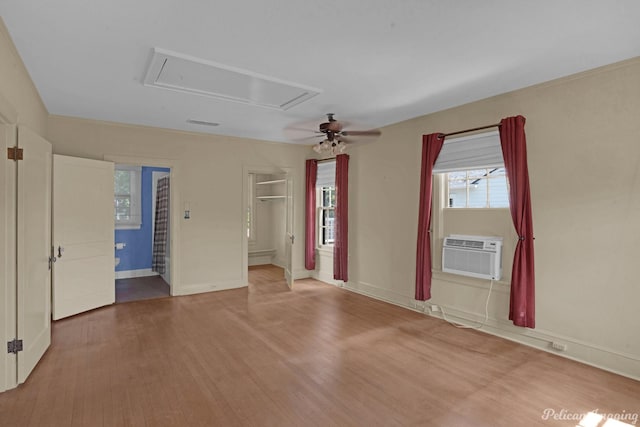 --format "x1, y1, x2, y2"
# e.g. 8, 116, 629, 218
0, 93, 18, 392
241, 165, 293, 287
104, 155, 179, 295
284, 173, 294, 289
